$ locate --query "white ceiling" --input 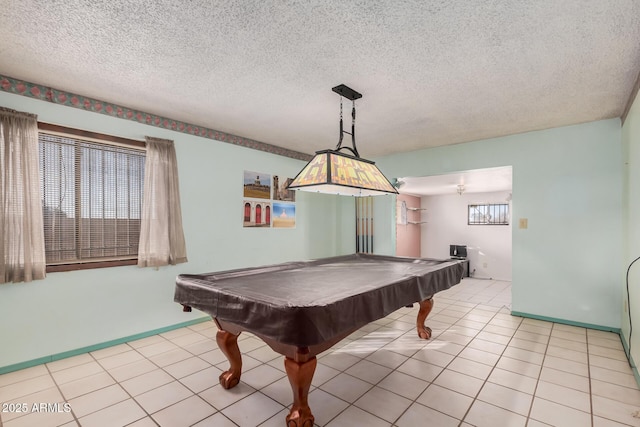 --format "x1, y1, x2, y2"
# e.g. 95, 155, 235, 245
396, 166, 513, 197
1, 1, 639, 168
